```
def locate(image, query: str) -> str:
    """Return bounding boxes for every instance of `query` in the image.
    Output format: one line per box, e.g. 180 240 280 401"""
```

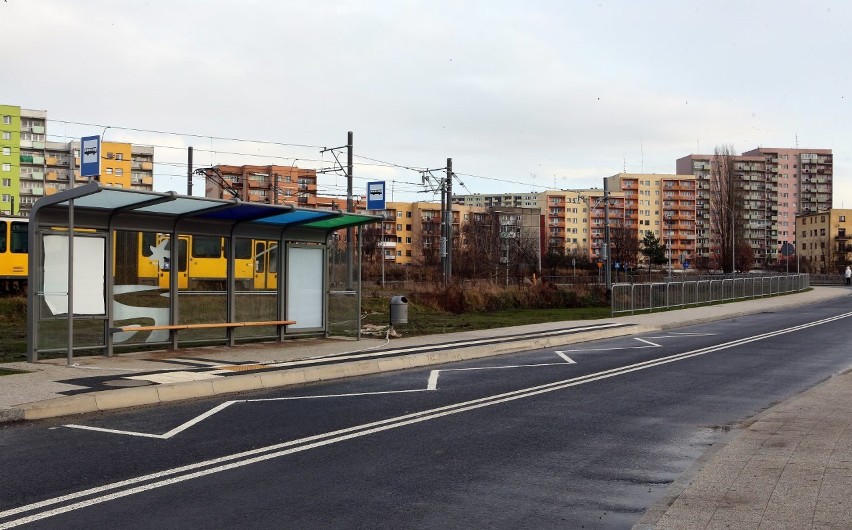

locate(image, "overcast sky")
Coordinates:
3 0 851 207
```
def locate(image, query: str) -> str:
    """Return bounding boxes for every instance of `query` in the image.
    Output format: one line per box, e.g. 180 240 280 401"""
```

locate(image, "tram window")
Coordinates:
269 244 278 273
141 232 157 257
192 236 221 258
177 239 188 272
255 242 265 273
235 239 252 260
0 221 6 252
10 222 28 253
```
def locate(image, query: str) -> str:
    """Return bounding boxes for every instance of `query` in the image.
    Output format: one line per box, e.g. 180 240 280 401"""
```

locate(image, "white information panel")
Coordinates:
286 246 324 330
43 235 106 315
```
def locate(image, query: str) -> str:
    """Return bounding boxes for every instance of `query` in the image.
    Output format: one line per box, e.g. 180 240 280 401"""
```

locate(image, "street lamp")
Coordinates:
665 215 673 281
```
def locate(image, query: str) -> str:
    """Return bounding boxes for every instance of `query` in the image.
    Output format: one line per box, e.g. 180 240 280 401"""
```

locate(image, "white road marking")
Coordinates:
553 351 577 363
63 352 576 438
6 312 850 528
426 361 573 391
561 332 714 352
262 323 625 368
558 344 659 352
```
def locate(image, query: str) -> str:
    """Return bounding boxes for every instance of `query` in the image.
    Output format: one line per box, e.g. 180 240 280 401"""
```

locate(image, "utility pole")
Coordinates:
187 146 193 196
318 132 355 290
445 158 453 284
440 179 447 285
346 131 354 290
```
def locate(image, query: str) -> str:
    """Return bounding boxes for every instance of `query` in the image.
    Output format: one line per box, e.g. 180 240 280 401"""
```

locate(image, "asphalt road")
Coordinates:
2 298 852 529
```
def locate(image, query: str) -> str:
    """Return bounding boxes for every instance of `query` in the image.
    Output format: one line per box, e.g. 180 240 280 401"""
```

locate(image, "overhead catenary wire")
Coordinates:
35 120 560 198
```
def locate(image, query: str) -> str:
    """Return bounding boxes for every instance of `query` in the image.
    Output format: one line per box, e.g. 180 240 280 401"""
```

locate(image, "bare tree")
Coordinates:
360 226 383 264
709 145 744 273
455 211 498 280
412 213 442 271
609 221 640 270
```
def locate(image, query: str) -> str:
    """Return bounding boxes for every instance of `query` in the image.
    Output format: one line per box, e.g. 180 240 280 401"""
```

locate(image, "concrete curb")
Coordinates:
8 323 653 422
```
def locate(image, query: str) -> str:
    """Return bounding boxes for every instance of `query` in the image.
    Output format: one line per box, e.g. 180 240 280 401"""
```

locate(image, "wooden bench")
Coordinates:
110 320 296 334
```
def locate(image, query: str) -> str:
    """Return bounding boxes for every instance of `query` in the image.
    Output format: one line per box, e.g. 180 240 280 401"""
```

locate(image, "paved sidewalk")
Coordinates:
1 286 851 528
636 368 852 529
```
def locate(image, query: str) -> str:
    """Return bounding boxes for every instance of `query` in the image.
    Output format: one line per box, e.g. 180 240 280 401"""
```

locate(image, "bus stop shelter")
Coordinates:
26 182 378 362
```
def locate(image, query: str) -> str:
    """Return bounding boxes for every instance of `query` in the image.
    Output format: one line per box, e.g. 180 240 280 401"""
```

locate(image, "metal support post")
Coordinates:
445 158 453 285
187 146 193 196
346 131 354 290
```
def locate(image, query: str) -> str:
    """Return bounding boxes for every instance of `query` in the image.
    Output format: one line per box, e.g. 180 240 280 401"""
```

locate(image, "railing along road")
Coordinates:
611 274 810 315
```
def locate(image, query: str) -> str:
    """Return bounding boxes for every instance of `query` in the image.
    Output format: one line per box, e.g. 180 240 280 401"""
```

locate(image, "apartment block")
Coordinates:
604 173 697 268
540 189 597 256
743 147 833 246
796 209 852 273
1 104 155 216
453 192 542 210
203 164 318 207
677 148 832 268
0 105 22 215
359 201 541 266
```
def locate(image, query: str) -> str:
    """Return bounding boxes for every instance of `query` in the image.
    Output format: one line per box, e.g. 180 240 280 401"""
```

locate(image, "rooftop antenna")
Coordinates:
640 140 644 173
795 133 799 148
623 156 626 173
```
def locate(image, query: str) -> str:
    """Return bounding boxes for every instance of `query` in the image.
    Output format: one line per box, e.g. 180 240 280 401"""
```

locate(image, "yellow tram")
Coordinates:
1 217 281 293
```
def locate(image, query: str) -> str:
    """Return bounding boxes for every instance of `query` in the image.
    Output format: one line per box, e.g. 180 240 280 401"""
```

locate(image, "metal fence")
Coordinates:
611 274 810 315
809 274 846 286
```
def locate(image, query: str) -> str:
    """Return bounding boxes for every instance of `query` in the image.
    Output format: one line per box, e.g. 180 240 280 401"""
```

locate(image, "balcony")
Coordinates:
30 171 44 181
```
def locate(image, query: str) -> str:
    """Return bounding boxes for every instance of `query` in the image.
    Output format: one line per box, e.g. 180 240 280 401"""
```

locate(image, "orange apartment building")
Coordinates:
593 174 697 268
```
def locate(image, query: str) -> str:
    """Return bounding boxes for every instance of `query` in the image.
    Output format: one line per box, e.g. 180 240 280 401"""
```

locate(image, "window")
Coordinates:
10 221 28 253
840 216 846 222
1 163 9 172
115 168 123 176
115 153 123 161
405 224 411 231
406 250 412 257
397 211 402 218
406 237 412 244
192 236 222 258
406 211 412 218
1 178 9 186
2 116 10 125
1 147 9 156
105 168 113 175
396 224 402 231
1 132 9 140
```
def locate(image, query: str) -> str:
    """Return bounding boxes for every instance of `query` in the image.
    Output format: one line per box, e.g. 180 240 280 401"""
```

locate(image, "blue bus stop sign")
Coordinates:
366 181 386 210
80 136 100 178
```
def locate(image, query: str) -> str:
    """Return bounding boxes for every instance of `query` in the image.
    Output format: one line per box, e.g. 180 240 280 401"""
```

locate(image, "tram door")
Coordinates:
253 241 278 290
157 235 189 290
